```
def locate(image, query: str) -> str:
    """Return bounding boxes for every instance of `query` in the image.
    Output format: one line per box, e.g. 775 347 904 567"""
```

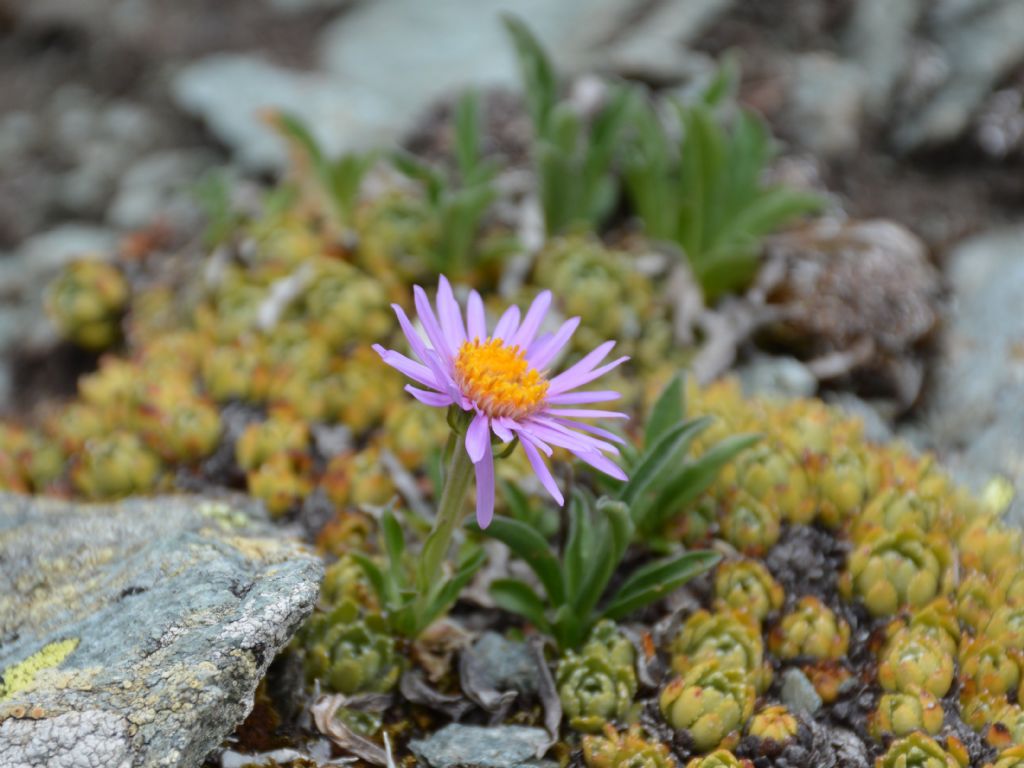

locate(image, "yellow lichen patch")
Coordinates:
454 338 548 419
0 638 80 701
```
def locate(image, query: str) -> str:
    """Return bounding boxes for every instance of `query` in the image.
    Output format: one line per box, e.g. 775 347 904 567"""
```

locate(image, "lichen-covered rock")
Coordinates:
409 723 555 768
0 493 322 768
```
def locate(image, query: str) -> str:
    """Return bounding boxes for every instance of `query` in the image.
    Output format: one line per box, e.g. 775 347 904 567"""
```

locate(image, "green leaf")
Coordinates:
480 516 565 605
502 14 557 135
574 499 632 621
454 90 482 182
350 552 394 610
380 508 407 583
603 550 720 620
644 432 760 534
645 375 685 448
562 490 589 603
490 578 551 633
272 111 326 174
618 416 711 506
420 546 487 630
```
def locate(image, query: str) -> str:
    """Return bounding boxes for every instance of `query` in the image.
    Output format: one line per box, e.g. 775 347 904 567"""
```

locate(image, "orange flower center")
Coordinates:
454 338 548 419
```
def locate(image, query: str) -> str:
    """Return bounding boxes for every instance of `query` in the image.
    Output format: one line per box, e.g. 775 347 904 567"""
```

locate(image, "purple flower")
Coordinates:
373 276 629 528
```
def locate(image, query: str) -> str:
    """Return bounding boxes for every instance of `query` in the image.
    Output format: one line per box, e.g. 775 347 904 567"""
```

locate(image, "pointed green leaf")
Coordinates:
603 550 720 620
479 516 565 604
645 374 685 448
618 416 711 506
490 578 551 633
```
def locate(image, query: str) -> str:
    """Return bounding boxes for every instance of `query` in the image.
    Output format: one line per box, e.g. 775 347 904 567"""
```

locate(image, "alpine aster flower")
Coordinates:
373 276 629 528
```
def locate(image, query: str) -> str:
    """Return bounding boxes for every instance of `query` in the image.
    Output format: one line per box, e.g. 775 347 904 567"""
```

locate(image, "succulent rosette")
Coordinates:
373 276 629 527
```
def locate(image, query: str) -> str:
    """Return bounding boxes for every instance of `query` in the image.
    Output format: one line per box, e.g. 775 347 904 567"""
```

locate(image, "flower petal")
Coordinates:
373 345 440 389
546 408 629 420
437 276 467 348
575 450 628 481
465 412 491 463
492 305 521 342
511 290 551 350
549 356 629 396
519 434 564 506
547 389 622 405
475 449 496 529
547 341 614 391
549 417 627 445
414 284 455 362
491 417 516 443
467 290 486 341
528 317 580 370
405 385 453 407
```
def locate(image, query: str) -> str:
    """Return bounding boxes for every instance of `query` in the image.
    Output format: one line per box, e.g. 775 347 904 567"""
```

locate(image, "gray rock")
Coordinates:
598 0 731 84
894 0 1024 150
0 493 322 768
107 149 218 231
464 632 539 698
824 393 895 444
844 0 924 115
785 53 867 157
780 668 822 716
917 225 1024 524
409 724 554 768
738 355 817 400
172 54 397 172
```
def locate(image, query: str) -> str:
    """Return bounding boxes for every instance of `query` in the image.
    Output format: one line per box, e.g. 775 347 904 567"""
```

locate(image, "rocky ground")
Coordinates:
3 0 1024 765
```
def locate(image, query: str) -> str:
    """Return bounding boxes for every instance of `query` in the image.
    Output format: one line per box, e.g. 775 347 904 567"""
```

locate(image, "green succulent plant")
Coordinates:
840 529 952 617
877 628 954 698
45 258 129 350
70 432 161 500
988 746 1024 768
870 691 945 739
746 705 798 744
557 648 639 733
300 600 402 695
582 725 677 768
875 733 965 768
683 752 753 768
670 609 771 692
659 660 755 753
713 559 784 622
768 596 850 662
717 490 781 556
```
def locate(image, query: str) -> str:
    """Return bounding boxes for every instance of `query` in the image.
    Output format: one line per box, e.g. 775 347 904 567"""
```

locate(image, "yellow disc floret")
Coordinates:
454 337 549 419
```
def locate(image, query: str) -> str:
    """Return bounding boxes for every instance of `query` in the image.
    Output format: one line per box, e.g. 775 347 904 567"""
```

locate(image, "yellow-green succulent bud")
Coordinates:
320 554 379 612
854 488 946 541
840 529 952 617
717 443 813 525
718 490 781 556
671 610 770 692
665 494 718 548
348 446 396 508
713 559 784 622
383 400 449 470
959 635 1023 698
302 261 392 348
960 689 1015 733
584 620 636 672
959 517 1023 579
315 509 374 557
768 596 850 661
236 411 309 471
301 600 401 694
137 386 222 464
329 347 403 434
875 732 966 768
877 629 954 698
987 745 1024 768
684 751 753 768
869 691 945 739
582 725 677 768
811 443 880 529
987 606 1024 652
746 705 798 743
353 192 438 287
246 452 313 517
556 650 638 733
45 258 129 349
958 571 1001 634
13 430 65 492
201 341 267 403
990 705 1024 750
71 432 161 499
659 661 755 753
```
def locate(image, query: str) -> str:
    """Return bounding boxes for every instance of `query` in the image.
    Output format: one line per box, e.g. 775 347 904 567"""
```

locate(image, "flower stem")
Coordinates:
416 436 475 599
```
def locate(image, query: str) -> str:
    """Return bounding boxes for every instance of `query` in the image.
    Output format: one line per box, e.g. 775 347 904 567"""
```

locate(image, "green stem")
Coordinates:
416 436 475 597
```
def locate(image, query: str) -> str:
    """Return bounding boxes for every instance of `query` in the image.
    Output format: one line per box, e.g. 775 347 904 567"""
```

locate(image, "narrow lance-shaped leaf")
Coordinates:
603 550 720 620
490 578 551 634
645 374 686 448
618 416 711 506
480 516 566 605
